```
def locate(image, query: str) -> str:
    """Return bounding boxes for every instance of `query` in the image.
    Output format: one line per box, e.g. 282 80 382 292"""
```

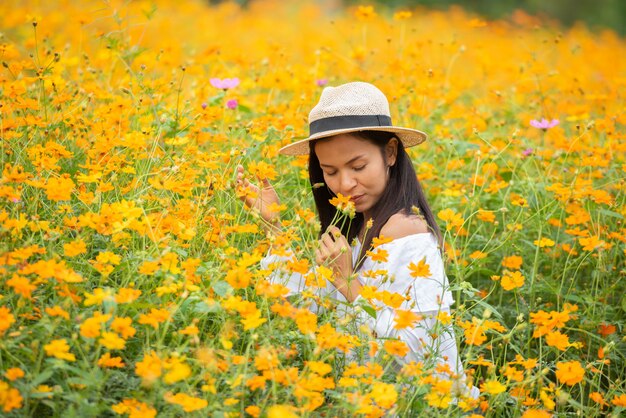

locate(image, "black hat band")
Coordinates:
309 114 392 136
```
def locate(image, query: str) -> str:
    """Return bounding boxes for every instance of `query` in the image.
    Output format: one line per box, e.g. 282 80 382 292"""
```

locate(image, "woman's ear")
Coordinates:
386 137 398 166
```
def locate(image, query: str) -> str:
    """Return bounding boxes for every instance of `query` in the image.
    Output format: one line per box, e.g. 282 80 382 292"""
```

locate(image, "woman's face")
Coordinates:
314 134 397 216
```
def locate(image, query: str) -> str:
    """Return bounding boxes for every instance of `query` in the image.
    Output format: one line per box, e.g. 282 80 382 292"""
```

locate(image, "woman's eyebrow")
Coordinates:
320 154 365 168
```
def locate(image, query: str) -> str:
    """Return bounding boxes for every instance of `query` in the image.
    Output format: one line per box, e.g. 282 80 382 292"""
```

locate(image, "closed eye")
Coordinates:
353 165 366 171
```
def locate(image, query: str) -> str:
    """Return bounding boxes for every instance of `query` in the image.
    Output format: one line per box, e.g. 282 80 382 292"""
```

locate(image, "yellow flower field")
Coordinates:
1 0 625 416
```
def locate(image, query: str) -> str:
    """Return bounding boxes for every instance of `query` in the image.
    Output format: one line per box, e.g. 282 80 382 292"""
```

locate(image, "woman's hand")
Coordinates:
235 165 281 228
315 225 361 302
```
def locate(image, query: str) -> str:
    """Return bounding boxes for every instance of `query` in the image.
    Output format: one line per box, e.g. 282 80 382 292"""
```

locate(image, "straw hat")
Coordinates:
279 81 427 155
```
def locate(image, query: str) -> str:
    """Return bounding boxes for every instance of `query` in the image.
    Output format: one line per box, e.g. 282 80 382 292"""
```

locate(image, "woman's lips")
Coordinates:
351 194 364 203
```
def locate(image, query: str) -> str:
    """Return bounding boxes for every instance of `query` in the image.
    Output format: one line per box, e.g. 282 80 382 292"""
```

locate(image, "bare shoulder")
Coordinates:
380 212 430 239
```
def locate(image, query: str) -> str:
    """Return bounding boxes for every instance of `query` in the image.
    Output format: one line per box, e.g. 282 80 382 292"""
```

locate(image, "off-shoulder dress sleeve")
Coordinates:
351 233 460 371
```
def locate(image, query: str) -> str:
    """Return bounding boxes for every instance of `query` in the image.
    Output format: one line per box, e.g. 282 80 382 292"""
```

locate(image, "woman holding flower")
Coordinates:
236 82 477 398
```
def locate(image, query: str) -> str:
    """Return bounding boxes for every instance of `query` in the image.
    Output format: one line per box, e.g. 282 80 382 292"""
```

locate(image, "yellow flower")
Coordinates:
393 11 412 20
370 382 397 409
437 208 464 230
267 405 299 418
44 339 76 361
480 379 506 395
355 5 377 20
533 237 555 247
163 357 192 384
99 331 126 350
111 399 156 418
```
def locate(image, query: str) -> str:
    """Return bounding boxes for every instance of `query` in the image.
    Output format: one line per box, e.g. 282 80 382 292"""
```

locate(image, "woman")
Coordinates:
236 82 477 398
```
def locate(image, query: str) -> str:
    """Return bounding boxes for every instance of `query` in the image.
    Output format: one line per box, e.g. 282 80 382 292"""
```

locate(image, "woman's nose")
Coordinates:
339 171 357 193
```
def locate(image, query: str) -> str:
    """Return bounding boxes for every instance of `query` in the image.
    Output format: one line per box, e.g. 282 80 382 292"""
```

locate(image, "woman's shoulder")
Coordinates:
380 212 430 240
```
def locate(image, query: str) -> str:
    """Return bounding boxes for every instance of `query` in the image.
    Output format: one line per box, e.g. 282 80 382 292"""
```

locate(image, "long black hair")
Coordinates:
308 130 442 270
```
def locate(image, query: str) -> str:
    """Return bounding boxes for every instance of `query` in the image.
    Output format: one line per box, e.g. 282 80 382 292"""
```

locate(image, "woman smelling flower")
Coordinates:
236 82 478 399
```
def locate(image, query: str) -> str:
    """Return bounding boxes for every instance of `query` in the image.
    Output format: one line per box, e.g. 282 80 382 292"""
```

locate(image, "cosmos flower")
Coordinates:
209 77 240 89
530 118 559 129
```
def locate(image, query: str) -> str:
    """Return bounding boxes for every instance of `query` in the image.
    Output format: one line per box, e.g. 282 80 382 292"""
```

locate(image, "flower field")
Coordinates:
1 0 625 416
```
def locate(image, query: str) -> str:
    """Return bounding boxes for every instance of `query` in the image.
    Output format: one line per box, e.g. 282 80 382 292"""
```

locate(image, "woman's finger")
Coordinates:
321 232 335 248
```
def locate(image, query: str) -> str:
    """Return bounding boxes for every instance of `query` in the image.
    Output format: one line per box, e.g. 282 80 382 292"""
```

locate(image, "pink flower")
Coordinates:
522 148 534 156
530 118 559 130
226 99 238 109
316 78 328 86
210 77 240 90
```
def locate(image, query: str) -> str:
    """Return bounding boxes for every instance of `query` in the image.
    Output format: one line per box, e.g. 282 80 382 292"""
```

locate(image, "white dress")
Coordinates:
260 232 479 397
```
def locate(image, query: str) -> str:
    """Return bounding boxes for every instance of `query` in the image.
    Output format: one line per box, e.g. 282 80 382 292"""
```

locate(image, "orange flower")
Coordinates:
115 287 142 304
0 307 16 335
502 255 523 269
135 351 162 384
501 270 524 291
329 193 356 217
366 248 389 263
612 394 626 407
98 353 125 368
521 410 552 418
45 174 75 201
164 392 208 412
408 256 431 278
555 360 585 386
598 323 616 336
63 239 87 257
393 310 423 330
111 399 156 418
6 274 36 299
4 368 24 381
383 339 409 357
45 305 70 320
545 331 570 351
138 308 170 329
225 267 252 289
0 381 23 412
578 236 606 251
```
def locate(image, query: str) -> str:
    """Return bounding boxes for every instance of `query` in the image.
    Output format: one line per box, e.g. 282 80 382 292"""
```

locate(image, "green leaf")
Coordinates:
599 209 624 219
211 280 232 297
29 369 54 388
358 303 377 320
